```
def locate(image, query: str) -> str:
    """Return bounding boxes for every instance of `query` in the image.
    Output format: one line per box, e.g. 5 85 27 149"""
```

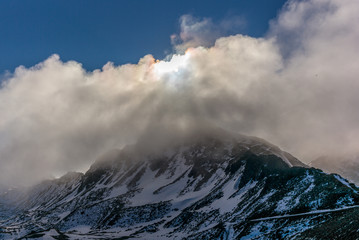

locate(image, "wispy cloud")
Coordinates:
171 14 245 53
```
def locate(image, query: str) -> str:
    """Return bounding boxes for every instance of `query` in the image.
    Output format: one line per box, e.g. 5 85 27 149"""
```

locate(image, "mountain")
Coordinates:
310 155 359 186
1 132 359 239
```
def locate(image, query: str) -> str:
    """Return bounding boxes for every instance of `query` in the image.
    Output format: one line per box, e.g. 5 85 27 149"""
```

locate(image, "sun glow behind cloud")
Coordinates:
153 49 192 77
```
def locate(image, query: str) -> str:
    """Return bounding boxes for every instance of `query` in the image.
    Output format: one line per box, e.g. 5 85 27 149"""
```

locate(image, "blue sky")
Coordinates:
0 0 286 74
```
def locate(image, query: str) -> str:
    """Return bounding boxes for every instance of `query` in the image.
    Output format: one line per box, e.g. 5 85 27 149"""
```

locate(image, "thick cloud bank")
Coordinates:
1 0 359 185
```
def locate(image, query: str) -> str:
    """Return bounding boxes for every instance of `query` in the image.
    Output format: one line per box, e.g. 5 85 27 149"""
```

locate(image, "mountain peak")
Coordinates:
1 132 357 239
91 128 305 172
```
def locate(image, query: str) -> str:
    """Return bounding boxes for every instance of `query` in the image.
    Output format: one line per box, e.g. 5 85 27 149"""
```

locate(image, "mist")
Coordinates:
1 0 358 186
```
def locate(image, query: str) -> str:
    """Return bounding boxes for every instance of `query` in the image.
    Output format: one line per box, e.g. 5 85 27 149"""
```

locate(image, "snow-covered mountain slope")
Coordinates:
1 133 358 239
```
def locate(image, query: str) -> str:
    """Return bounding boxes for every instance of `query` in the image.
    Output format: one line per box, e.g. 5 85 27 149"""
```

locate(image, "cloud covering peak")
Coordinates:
1 0 359 185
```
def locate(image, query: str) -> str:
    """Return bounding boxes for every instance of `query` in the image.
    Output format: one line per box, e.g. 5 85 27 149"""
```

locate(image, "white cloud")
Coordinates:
1 0 358 185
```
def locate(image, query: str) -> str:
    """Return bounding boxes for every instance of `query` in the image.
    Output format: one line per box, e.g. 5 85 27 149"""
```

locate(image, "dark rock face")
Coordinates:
1 134 358 239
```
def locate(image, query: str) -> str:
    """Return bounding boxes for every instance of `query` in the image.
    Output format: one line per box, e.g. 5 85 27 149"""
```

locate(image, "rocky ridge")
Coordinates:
0 132 358 239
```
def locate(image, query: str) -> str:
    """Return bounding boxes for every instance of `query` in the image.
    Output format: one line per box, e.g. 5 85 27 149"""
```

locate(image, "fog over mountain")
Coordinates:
0 0 358 186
